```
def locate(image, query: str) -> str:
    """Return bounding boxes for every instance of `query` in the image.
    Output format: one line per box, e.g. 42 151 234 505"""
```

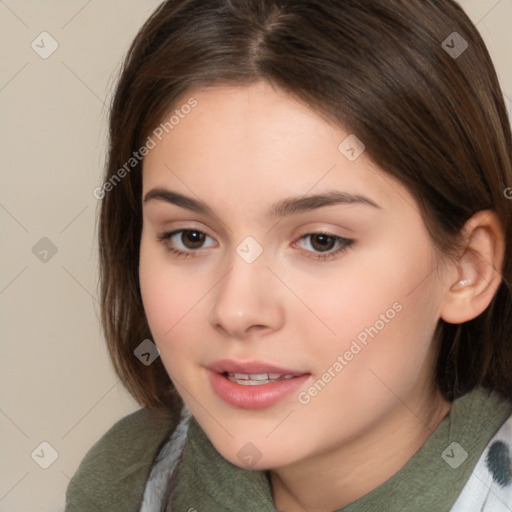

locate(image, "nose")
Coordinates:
209 255 285 340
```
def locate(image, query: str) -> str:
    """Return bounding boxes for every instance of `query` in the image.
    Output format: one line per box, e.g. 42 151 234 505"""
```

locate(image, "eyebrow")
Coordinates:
143 188 381 218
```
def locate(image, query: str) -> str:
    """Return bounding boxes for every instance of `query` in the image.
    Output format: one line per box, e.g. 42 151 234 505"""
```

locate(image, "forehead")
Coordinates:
142 82 413 214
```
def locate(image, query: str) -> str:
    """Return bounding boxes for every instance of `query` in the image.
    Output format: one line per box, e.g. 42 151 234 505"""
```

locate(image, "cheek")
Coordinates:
294 231 441 391
139 237 217 380
139 262 192 385
139 239 196 342
139 253 171 339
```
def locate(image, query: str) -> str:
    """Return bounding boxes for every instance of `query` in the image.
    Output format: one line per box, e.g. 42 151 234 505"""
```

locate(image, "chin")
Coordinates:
210 436 295 472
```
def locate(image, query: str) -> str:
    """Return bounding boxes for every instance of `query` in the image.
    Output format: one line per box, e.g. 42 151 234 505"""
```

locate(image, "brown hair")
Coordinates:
99 0 512 411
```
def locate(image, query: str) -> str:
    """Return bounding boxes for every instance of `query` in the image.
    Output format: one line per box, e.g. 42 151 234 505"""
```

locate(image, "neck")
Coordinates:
269 386 451 512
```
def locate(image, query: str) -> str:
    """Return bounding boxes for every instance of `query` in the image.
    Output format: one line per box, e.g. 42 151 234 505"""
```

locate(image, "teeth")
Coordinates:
249 373 269 381
226 372 296 385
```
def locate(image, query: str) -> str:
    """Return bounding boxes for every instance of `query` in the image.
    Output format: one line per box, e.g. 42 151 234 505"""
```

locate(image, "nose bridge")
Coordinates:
209 247 284 338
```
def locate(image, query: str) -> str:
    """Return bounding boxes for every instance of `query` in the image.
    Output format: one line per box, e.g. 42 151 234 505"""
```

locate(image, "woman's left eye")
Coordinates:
294 232 354 261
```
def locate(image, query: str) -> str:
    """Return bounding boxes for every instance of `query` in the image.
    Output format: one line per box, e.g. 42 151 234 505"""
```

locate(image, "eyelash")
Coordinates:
156 229 354 261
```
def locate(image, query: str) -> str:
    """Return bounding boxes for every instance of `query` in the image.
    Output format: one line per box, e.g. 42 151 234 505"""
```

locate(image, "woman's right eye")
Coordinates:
157 229 216 258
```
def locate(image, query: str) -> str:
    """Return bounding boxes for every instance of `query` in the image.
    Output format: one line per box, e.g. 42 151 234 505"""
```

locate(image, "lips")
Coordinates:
207 359 306 376
207 359 310 409
226 373 296 385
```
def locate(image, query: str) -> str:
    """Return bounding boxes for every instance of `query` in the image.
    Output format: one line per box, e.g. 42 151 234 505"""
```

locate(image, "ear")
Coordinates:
440 210 505 325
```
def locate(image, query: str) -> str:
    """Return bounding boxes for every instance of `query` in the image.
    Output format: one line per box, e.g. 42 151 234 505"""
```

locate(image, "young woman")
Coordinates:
66 0 512 510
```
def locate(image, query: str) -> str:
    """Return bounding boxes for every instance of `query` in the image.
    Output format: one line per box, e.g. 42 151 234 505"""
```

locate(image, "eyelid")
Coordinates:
158 228 216 249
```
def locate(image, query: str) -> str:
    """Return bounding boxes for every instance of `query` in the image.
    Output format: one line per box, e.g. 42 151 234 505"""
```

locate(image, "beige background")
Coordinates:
0 1 511 511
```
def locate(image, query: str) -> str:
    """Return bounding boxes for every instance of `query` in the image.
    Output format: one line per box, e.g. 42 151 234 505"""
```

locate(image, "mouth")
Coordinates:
223 372 297 385
207 359 308 380
207 359 310 409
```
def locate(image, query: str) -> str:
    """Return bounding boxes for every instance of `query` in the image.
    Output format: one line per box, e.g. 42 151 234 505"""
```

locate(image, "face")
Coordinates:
139 81 451 471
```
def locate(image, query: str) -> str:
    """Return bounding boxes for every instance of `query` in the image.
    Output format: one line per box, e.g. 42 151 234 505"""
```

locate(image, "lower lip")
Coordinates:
208 370 310 409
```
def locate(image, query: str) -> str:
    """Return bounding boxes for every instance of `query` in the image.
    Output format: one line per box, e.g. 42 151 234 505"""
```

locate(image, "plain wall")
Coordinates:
1 1 511 510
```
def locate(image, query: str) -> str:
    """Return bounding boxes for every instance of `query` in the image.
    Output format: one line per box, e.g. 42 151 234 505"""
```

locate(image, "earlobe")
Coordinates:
440 210 505 325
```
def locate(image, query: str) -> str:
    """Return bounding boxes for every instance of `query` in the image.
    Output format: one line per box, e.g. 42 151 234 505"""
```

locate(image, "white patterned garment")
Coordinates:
451 414 512 511
140 405 192 512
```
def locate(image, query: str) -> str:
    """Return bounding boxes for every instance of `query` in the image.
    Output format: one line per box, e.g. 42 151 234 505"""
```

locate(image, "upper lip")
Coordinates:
207 359 308 376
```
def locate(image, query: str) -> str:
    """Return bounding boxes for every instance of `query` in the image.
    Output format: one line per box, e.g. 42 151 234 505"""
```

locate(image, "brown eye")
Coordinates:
295 232 354 261
181 230 206 249
158 228 216 256
309 233 336 252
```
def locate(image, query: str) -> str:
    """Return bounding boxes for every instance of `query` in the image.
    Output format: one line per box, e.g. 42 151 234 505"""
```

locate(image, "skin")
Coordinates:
138 81 500 511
